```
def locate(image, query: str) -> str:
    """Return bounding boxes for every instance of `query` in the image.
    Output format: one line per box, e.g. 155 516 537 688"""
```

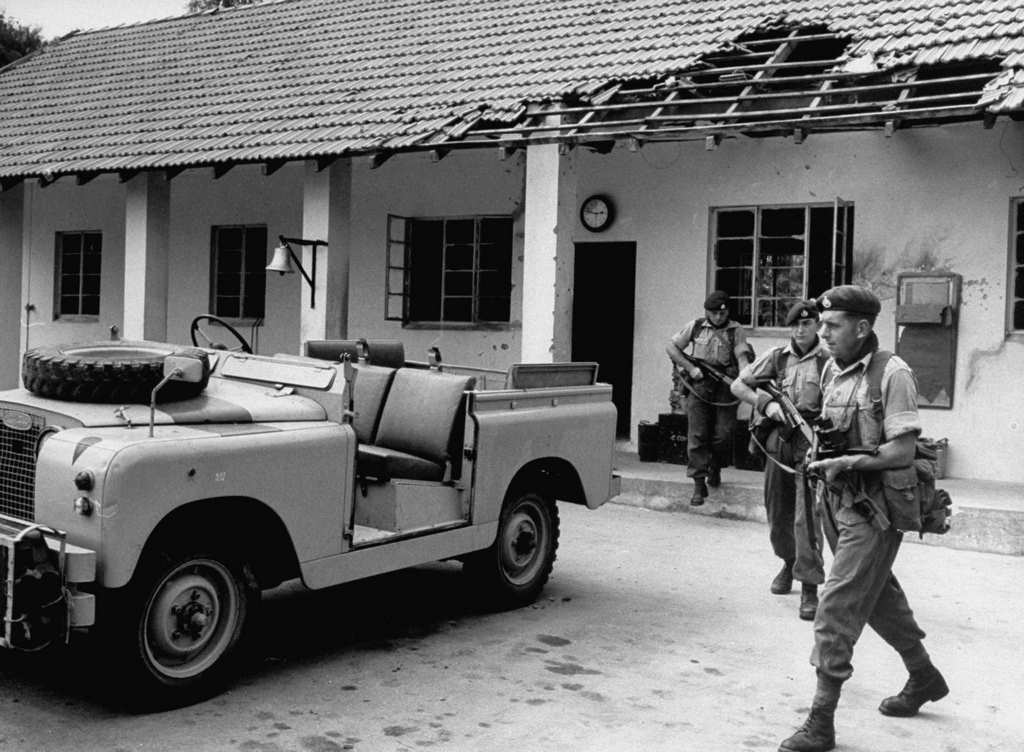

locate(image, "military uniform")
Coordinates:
741 327 827 606
670 311 748 485
779 285 947 752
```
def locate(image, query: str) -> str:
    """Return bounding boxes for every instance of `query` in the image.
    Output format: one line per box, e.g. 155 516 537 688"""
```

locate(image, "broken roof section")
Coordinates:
0 0 1023 183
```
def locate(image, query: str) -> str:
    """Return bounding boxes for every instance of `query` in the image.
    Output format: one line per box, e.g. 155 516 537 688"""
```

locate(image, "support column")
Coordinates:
0 184 25 387
299 159 351 344
123 172 170 341
522 144 577 362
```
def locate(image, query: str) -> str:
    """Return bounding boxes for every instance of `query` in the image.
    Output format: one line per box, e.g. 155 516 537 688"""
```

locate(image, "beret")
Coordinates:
816 285 881 316
703 290 730 311
785 299 820 326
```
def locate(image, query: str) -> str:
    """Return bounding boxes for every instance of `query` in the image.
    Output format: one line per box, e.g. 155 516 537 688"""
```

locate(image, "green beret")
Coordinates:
703 290 730 311
785 299 820 326
816 285 881 316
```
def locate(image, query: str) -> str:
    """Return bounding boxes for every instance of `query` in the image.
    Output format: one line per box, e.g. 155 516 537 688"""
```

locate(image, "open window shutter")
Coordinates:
831 197 854 286
385 214 409 321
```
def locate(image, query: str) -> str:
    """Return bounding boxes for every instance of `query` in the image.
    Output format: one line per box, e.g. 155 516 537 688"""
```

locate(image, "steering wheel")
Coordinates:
190 315 253 354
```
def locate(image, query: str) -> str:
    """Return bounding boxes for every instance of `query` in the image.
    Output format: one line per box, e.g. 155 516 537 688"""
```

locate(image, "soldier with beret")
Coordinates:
731 300 827 621
779 285 947 752
666 290 753 505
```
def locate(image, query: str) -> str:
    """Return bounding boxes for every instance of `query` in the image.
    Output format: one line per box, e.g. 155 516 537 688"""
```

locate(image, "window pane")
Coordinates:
716 210 754 237
445 244 473 270
480 217 512 245
61 234 82 254
478 296 511 321
1016 233 1024 265
81 275 101 296
1016 300 1024 330
81 296 100 316
242 273 265 318
715 268 752 296
60 275 78 297
445 219 473 245
444 271 473 296
477 270 510 298
1015 272 1024 299
731 297 753 326
761 208 805 237
443 297 472 322
82 250 102 275
217 273 241 296
216 296 240 319
60 296 79 315
715 238 753 267
218 227 244 252
1017 201 1024 232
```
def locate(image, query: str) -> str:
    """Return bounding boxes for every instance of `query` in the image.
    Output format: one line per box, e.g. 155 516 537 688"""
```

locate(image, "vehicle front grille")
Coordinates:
0 409 44 522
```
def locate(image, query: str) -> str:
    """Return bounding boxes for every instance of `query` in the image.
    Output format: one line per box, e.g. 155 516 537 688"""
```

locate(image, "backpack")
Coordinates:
866 350 952 537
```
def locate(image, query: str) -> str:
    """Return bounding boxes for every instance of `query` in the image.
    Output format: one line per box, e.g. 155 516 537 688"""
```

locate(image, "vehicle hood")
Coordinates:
0 378 326 428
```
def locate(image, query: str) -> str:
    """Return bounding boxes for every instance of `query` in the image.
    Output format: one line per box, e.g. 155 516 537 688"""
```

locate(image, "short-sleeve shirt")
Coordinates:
741 338 827 416
820 350 921 449
671 319 748 372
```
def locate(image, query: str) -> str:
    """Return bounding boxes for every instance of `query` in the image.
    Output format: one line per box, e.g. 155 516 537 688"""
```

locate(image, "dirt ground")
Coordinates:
1 502 1021 752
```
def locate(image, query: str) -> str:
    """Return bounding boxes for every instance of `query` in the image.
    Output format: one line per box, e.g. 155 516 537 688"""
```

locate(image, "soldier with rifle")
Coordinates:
666 291 753 506
730 300 827 621
778 285 948 752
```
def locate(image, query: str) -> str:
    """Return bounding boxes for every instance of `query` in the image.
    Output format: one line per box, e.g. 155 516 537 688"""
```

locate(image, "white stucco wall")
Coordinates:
575 121 1024 482
347 150 526 378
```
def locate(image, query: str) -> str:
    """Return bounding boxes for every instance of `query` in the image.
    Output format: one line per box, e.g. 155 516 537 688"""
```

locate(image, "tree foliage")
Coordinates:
0 12 44 68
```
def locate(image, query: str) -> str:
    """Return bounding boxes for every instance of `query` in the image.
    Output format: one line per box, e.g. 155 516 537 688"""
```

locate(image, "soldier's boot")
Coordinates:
690 478 708 506
798 583 818 621
770 559 795 594
879 664 949 717
707 465 721 488
779 675 840 752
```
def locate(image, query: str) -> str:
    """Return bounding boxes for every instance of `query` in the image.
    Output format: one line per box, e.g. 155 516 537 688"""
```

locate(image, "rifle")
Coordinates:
675 349 734 386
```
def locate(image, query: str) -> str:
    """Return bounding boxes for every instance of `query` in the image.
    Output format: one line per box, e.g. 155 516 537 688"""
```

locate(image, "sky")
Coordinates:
2 1 191 39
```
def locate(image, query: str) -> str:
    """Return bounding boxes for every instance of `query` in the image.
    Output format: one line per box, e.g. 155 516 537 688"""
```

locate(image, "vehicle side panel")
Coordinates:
469 385 617 521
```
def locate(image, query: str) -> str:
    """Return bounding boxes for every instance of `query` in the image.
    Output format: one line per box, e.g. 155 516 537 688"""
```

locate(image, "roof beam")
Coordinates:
0 177 23 192
37 172 60 188
429 147 450 162
316 155 338 172
118 170 140 183
497 143 518 160
164 165 187 181
212 163 234 179
76 171 101 186
262 159 288 176
369 151 393 169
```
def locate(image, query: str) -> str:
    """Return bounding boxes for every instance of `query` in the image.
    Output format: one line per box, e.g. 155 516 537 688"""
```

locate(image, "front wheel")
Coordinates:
101 549 258 709
464 490 560 609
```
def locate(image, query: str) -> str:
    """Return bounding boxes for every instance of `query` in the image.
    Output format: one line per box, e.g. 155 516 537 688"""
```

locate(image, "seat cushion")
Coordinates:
374 369 475 464
303 339 362 362
350 364 395 443
357 444 445 482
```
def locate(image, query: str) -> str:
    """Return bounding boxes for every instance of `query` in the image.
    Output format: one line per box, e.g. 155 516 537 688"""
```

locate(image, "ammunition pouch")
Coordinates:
880 442 952 537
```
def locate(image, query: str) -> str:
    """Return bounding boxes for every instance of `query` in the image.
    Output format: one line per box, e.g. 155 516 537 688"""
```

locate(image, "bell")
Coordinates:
266 244 295 275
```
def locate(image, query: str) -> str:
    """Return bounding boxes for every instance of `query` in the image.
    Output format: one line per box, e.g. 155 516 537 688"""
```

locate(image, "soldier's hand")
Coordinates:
764 401 785 422
689 368 703 380
807 455 858 482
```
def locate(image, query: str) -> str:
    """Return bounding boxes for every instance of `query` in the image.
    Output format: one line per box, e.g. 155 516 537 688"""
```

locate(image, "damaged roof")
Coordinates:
1 0 1023 182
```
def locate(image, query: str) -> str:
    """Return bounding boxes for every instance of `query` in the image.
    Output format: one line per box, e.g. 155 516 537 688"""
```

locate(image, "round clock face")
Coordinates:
580 195 614 232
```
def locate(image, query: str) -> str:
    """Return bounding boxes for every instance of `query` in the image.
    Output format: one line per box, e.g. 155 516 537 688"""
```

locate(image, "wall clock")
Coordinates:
580 194 614 232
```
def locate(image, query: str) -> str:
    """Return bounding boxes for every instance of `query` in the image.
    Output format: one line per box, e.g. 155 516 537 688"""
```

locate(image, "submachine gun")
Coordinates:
675 351 739 407
752 379 890 531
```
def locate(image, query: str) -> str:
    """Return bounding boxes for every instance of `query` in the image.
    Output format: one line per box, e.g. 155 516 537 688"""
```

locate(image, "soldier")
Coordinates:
778 285 947 752
666 290 752 506
730 300 826 621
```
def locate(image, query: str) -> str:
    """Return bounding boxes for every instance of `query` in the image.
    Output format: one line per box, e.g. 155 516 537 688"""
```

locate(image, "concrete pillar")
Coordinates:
299 159 351 344
0 183 24 387
521 144 577 362
123 172 170 341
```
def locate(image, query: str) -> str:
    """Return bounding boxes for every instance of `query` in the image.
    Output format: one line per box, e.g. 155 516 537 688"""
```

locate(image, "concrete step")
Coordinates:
612 446 1024 556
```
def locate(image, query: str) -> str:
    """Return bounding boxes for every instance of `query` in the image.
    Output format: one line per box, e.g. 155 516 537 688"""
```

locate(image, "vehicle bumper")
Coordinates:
1 516 97 650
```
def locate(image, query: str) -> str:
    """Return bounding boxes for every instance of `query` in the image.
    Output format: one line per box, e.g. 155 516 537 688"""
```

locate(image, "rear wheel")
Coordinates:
101 548 258 710
464 489 559 608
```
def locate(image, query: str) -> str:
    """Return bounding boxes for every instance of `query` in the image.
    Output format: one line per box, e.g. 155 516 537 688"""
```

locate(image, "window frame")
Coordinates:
1009 197 1024 336
385 214 515 329
53 230 102 321
209 224 268 324
707 199 853 330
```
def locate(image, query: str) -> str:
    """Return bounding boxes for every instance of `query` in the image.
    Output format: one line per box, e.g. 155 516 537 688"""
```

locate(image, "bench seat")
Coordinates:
356 445 445 482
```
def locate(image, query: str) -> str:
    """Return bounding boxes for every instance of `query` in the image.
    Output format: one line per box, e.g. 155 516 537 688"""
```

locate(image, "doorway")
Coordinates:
572 242 636 438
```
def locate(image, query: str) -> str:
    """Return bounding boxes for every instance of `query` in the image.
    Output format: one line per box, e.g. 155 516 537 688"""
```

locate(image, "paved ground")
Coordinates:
1 503 1021 752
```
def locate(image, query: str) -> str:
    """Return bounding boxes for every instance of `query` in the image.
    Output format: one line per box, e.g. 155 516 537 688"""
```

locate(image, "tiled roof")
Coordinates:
1 0 1023 180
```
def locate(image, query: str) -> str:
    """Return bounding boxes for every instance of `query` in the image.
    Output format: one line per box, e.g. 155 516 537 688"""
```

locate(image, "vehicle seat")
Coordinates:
303 339 362 362
350 364 396 444
357 368 475 482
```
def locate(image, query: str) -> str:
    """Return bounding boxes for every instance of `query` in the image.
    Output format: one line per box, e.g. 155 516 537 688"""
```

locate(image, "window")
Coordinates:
54 231 102 318
710 200 854 328
210 225 267 320
1010 198 1024 331
385 215 513 325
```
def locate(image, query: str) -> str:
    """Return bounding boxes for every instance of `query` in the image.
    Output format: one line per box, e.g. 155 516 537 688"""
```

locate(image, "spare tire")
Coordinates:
22 341 211 404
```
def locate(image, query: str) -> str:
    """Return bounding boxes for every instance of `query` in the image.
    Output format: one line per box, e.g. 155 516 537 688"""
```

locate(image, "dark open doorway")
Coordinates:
572 242 636 438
